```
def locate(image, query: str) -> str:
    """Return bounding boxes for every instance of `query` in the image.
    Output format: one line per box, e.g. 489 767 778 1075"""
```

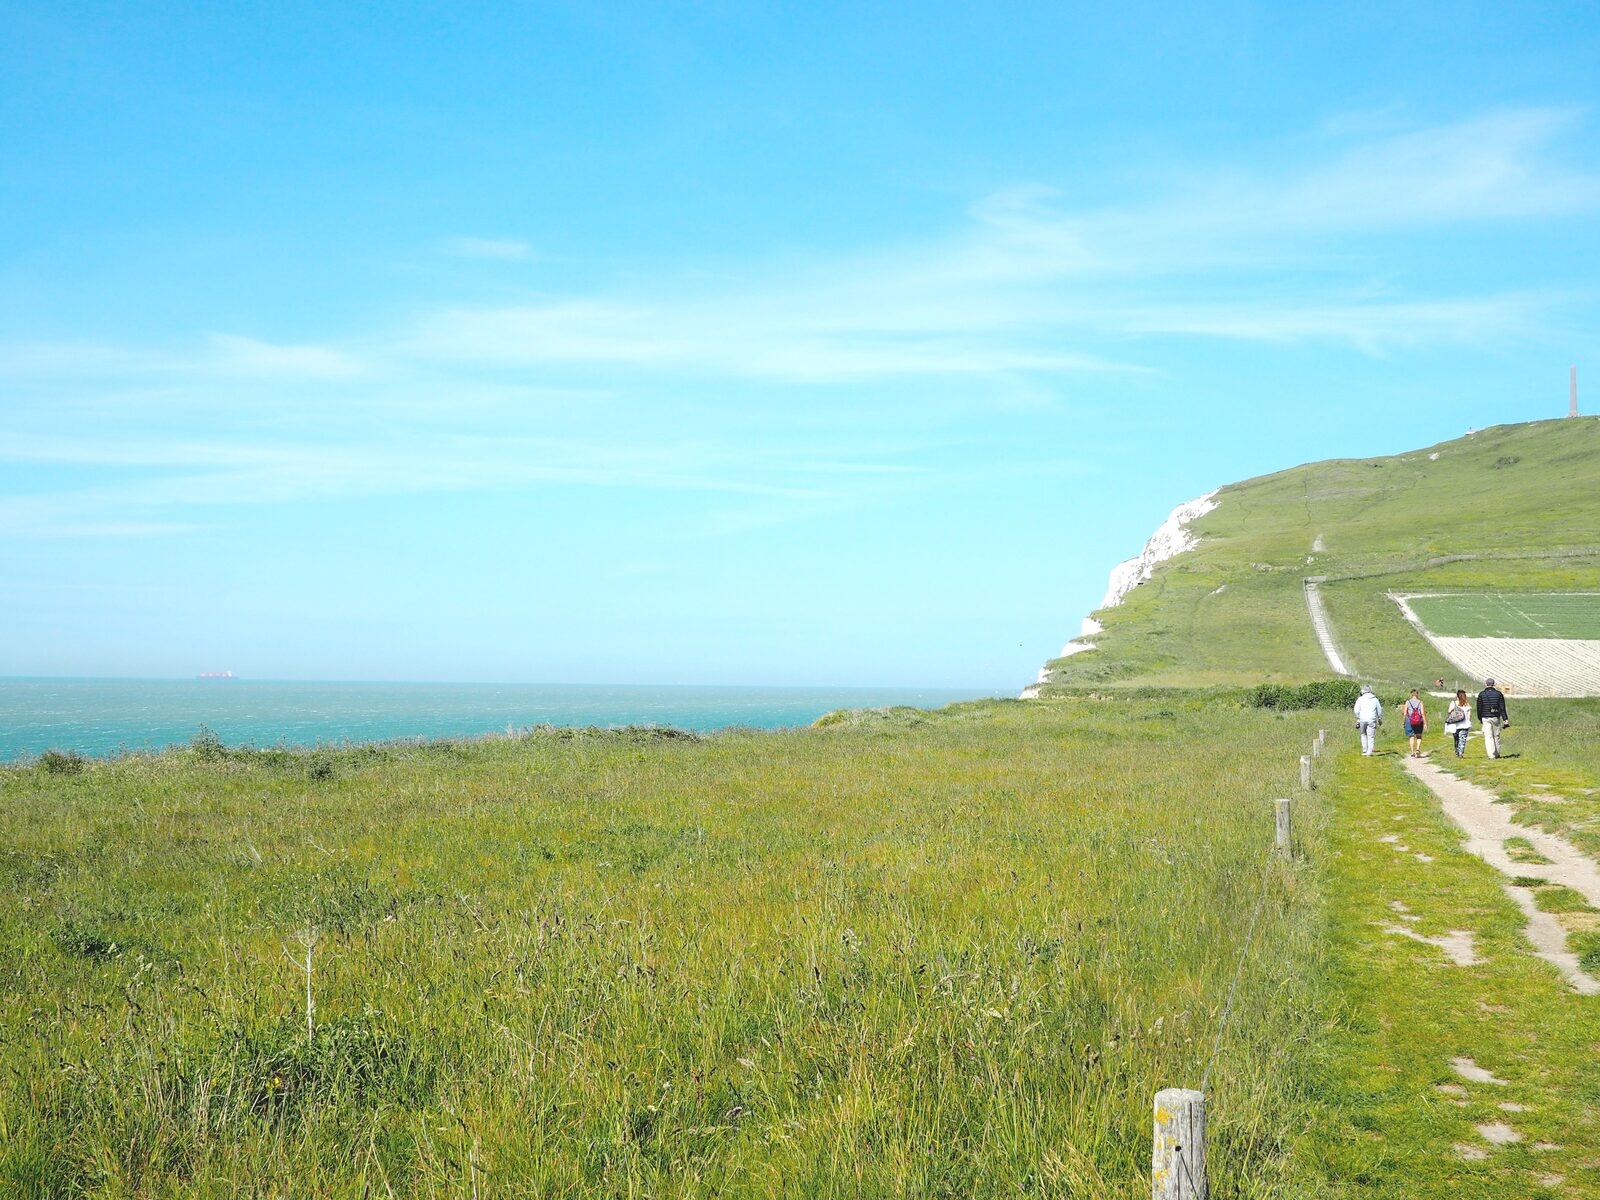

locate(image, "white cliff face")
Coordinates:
1099 491 1219 609
1023 490 1219 696
1057 616 1104 658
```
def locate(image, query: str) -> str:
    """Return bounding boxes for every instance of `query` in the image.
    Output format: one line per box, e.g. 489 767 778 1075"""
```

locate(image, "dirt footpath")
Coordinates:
1404 757 1600 994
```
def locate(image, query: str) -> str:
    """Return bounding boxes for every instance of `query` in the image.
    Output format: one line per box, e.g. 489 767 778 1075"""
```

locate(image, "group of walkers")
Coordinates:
1352 679 1512 759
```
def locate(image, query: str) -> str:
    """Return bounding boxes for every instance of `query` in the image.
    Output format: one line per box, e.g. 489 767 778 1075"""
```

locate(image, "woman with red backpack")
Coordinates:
1403 688 1427 757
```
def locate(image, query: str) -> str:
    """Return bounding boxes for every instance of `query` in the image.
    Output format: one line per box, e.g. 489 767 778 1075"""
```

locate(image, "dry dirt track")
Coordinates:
1405 757 1600 994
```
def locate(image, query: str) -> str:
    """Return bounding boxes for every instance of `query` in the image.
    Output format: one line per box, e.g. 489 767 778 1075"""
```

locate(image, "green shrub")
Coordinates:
189 725 227 761
613 724 702 742
1245 680 1363 711
36 749 85 775
812 706 930 730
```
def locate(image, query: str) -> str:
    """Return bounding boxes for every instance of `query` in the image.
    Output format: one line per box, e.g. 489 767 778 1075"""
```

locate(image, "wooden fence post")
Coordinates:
1300 755 1312 791
1275 798 1292 857
1318 728 1327 751
1153 1087 1207 1199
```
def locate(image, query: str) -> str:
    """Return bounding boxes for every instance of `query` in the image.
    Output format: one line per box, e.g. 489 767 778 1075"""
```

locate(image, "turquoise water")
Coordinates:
0 678 999 761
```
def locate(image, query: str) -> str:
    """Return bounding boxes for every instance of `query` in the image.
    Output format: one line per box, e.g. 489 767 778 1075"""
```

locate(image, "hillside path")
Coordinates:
1304 578 1352 675
1403 757 1600 993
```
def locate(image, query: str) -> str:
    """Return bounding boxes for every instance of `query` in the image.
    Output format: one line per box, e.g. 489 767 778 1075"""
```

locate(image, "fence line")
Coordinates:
1198 841 1276 1096
1154 731 1325 1196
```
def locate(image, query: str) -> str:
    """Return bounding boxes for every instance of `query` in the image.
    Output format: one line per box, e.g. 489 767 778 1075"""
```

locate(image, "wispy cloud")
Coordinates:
441 236 535 261
951 108 1599 279
10 519 220 539
0 431 881 538
404 299 1137 379
3 108 1595 538
203 335 367 379
7 108 1592 395
394 108 1599 373
1101 293 1554 352
0 335 367 381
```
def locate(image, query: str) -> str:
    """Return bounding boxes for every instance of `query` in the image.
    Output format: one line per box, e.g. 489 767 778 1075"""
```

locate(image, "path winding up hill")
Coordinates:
1032 418 1600 693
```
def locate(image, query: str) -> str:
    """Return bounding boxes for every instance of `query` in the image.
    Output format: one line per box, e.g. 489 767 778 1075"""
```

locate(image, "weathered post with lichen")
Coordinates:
1300 755 1312 791
1275 798 1292 858
1153 1087 1207 1198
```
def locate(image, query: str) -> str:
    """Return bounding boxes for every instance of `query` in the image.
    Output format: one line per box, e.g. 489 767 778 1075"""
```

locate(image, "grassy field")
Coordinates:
2 698 1333 1198
1407 593 1600 640
10 696 1600 1196
1037 418 1600 693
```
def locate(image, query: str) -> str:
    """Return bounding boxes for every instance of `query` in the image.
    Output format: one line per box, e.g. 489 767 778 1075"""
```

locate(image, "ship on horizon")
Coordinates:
197 670 237 680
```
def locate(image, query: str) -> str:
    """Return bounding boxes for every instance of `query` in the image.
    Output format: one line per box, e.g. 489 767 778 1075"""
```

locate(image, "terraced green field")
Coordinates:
1408 593 1600 640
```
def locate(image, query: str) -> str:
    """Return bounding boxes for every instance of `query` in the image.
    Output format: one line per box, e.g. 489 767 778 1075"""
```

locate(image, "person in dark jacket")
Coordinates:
1476 678 1511 758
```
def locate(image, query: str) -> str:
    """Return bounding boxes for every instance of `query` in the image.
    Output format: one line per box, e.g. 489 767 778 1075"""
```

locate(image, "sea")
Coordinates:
0 678 1001 762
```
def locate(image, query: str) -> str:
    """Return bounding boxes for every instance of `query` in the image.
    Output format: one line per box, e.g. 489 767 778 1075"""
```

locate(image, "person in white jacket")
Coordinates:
1443 688 1472 758
1353 685 1383 756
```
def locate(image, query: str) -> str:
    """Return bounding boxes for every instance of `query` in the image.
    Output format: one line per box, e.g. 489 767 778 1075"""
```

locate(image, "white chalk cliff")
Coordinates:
1100 491 1219 609
1023 489 1219 696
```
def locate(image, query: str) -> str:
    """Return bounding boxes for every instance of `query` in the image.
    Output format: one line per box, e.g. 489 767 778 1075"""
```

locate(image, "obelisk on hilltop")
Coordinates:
1572 365 1580 417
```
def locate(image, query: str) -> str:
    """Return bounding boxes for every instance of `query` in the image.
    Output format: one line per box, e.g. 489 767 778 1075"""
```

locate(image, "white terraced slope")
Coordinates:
1423 638 1600 697
1392 594 1600 697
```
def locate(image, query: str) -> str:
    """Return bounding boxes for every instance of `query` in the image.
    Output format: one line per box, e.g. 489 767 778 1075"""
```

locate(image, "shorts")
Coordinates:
1407 722 1425 737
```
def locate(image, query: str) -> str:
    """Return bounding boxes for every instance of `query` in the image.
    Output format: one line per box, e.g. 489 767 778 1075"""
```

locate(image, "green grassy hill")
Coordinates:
1038 417 1600 692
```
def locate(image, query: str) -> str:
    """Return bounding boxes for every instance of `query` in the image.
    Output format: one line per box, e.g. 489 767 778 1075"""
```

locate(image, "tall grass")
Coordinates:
1 698 1328 1197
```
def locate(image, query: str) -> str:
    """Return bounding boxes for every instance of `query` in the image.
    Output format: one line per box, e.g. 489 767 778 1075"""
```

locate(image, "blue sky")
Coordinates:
3 2 1598 687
